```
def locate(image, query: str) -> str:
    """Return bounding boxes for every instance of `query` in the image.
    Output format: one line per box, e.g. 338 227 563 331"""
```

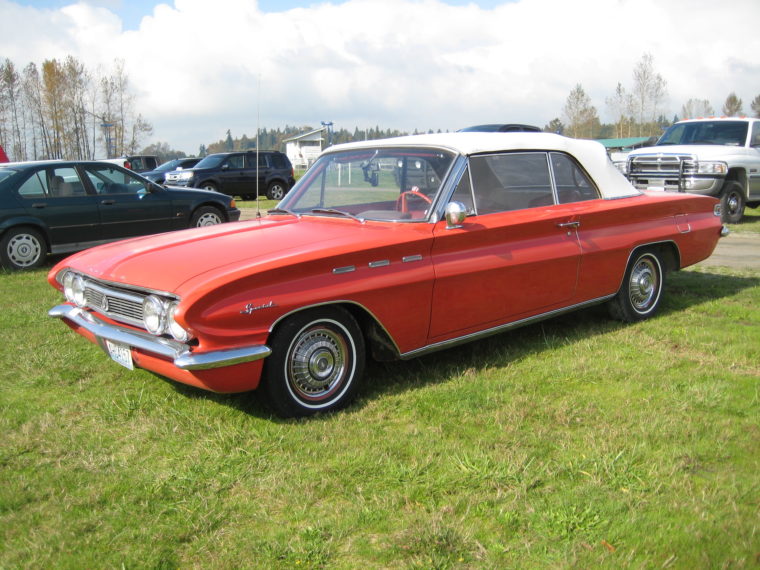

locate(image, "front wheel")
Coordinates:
190 206 224 227
608 249 665 322
720 181 745 224
266 181 286 201
262 307 365 417
1 227 47 270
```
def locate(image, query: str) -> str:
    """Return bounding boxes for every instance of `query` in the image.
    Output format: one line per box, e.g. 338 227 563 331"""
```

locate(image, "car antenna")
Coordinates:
256 73 261 219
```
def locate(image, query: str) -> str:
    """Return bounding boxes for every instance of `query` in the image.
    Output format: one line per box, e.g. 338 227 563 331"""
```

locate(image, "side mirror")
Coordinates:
445 201 467 229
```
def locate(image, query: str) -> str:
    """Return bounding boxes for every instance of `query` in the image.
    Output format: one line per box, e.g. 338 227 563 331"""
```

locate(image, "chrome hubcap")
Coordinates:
8 234 42 267
727 193 739 215
629 257 658 312
289 326 347 399
196 213 221 226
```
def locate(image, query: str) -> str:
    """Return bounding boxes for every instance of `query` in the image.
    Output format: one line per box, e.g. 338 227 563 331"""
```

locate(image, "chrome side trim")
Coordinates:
368 260 390 268
399 295 615 360
49 304 270 371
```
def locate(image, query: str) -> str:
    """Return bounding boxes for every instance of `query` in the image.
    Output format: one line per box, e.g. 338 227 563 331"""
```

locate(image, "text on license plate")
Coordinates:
105 339 134 370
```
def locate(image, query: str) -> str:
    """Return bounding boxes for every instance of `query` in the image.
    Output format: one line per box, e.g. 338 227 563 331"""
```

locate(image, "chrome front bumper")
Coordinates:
49 304 271 371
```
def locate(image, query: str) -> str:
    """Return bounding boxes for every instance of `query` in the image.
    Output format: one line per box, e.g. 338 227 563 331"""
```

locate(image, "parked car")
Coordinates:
100 155 160 173
623 117 760 223
164 150 295 200
458 124 542 133
0 160 240 270
48 133 724 417
141 157 201 184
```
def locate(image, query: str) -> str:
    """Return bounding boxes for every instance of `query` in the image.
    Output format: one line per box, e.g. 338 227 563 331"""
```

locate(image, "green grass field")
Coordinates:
1 233 758 567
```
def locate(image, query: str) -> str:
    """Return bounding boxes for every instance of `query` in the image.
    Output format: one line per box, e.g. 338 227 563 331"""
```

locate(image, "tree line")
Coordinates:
0 56 152 162
3 53 760 164
556 53 760 140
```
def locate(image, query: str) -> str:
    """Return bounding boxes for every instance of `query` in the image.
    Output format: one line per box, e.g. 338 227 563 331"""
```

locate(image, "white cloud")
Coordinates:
1 0 759 153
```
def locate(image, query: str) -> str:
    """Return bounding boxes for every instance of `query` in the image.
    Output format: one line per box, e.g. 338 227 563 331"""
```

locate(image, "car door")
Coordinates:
219 154 246 196
82 164 175 240
428 152 584 341
749 121 760 199
16 165 102 251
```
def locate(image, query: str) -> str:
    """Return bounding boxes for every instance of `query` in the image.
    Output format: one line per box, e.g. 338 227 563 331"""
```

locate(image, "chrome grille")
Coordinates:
81 279 150 327
628 153 696 175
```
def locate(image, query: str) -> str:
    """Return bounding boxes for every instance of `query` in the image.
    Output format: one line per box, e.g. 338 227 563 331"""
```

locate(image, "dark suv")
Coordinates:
165 151 295 200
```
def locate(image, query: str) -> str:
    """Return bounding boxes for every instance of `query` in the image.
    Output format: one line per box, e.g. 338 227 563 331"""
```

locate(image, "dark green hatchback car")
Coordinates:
0 160 241 270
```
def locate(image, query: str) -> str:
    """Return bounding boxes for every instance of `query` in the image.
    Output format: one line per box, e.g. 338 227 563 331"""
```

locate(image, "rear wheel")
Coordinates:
608 249 665 322
262 307 365 417
1 227 47 271
190 206 224 227
266 181 286 200
720 181 745 224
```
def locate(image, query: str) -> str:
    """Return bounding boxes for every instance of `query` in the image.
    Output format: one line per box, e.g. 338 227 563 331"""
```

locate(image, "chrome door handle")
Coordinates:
557 221 580 228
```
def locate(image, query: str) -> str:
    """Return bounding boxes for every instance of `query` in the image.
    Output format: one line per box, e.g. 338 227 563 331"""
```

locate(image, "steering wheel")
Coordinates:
396 186 433 213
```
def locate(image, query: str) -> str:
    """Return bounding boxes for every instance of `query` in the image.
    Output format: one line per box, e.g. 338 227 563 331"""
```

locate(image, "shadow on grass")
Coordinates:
156 269 760 420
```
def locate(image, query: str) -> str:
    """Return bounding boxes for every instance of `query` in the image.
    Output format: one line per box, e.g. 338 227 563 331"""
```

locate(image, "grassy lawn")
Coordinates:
1 260 758 567
729 205 760 234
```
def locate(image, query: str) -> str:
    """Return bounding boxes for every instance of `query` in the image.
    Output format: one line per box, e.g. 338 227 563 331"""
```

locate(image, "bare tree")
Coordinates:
606 82 635 138
632 53 668 136
722 92 743 116
564 84 599 139
681 98 714 119
0 59 26 160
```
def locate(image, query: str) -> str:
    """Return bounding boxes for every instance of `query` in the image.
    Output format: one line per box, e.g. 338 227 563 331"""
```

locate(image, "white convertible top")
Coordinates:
326 132 640 199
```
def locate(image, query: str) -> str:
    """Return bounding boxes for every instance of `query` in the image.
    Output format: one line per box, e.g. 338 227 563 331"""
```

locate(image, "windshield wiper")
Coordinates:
310 208 365 223
267 207 300 218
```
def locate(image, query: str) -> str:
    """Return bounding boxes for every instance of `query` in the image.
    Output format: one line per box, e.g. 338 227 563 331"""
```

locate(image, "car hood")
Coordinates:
629 144 748 158
55 215 434 295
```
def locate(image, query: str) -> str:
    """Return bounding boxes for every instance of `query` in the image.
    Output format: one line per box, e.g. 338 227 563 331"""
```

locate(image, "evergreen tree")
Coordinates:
722 92 743 116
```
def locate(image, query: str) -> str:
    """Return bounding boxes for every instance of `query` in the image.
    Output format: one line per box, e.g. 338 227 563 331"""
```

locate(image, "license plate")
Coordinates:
105 339 134 370
647 185 665 192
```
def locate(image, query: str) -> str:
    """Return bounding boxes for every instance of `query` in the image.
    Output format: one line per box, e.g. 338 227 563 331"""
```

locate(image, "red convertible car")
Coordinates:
49 133 725 417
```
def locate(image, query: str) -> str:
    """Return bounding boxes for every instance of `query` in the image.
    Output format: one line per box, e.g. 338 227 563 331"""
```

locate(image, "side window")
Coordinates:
549 153 599 204
470 152 554 214
227 155 245 169
258 154 269 168
50 167 86 196
84 166 149 195
751 122 760 147
449 166 475 214
17 170 49 198
270 154 286 169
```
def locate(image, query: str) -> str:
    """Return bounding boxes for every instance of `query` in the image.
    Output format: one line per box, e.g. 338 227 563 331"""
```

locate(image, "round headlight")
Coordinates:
62 271 75 302
143 295 167 335
69 274 86 307
166 301 190 342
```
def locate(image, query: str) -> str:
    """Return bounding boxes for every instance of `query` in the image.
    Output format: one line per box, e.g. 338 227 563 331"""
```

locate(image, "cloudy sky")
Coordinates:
1 0 758 154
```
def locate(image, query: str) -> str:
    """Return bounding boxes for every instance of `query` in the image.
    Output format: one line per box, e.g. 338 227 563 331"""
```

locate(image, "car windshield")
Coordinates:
278 147 457 222
194 155 226 169
153 159 183 172
657 121 748 146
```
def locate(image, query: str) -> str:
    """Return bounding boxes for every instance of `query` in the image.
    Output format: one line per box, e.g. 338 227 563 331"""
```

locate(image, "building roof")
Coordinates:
595 137 655 150
283 127 327 143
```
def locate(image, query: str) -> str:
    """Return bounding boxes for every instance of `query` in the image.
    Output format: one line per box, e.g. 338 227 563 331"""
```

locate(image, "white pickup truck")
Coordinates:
623 117 760 223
